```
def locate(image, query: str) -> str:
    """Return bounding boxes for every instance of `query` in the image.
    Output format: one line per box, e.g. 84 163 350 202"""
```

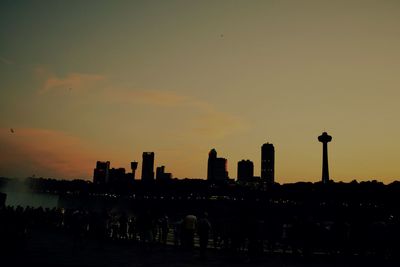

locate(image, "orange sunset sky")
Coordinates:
1 1 400 183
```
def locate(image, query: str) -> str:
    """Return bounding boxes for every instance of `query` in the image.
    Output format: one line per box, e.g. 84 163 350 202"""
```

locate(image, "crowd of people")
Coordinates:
1 204 400 261
0 205 212 256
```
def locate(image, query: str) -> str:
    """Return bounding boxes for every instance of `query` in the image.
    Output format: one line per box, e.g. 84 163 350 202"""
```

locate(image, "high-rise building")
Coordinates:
207 149 217 181
141 152 155 181
109 167 126 184
93 161 110 184
215 158 228 180
261 143 275 185
156 165 172 181
207 149 228 182
237 160 254 181
156 166 165 180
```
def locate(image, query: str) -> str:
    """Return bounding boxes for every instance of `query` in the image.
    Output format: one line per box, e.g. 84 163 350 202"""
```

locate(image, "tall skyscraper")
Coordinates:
237 160 254 181
141 152 155 181
207 149 217 181
207 148 228 182
261 143 275 185
93 161 110 184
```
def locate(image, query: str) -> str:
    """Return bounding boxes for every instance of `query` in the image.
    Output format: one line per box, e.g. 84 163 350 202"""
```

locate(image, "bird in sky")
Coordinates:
10 128 14 133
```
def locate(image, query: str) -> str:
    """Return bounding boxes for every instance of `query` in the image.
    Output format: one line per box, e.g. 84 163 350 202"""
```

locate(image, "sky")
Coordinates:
1 0 400 183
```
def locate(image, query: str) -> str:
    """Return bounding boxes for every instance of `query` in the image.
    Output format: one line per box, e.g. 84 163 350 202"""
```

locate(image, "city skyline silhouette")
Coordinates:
1 1 400 183
90 132 337 185
3 2 400 267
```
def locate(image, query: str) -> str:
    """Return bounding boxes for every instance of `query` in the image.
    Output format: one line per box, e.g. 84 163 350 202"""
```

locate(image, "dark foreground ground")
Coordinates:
1 228 398 267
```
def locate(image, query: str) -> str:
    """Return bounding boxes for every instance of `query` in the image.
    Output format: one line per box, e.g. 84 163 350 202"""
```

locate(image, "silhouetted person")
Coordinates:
198 212 211 259
137 210 154 251
173 218 182 247
158 214 169 245
119 212 128 239
110 213 119 240
230 213 246 257
128 215 136 240
71 210 87 249
247 217 264 262
93 209 109 248
182 214 197 250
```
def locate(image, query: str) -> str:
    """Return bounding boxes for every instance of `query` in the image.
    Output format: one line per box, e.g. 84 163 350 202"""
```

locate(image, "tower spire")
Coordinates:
318 132 332 184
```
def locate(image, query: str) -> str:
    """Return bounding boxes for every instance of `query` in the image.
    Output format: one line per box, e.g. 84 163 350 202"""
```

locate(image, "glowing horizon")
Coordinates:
1 1 400 183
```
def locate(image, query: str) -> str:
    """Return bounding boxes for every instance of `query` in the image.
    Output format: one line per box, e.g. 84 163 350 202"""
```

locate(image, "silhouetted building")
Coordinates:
93 161 110 184
156 165 172 181
131 161 138 179
318 132 332 184
237 160 254 181
142 152 155 181
207 149 217 181
156 165 165 180
215 158 228 180
109 168 126 184
207 149 228 182
261 143 275 185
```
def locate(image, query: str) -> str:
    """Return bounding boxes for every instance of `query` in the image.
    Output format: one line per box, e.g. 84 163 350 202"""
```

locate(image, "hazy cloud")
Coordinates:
191 109 246 139
105 88 248 139
36 68 105 94
107 89 190 107
0 128 97 179
0 56 14 65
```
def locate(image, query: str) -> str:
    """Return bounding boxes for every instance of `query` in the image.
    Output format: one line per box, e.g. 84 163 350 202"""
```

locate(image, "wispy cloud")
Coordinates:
0 56 14 65
0 128 97 179
107 89 189 107
190 108 246 139
35 67 105 94
105 88 248 139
